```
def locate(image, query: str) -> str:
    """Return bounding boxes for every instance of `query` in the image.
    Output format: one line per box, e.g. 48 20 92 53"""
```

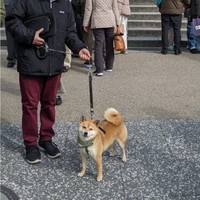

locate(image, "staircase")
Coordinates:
0 0 188 50
127 0 187 50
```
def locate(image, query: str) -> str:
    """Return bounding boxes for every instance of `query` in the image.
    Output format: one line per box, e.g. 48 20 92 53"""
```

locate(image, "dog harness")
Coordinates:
77 136 94 155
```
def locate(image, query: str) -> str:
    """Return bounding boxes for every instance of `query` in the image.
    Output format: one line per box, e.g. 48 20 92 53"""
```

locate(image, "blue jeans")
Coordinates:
195 36 200 51
187 20 200 50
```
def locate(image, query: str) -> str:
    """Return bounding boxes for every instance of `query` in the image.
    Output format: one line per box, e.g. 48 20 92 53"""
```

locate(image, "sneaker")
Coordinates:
62 66 69 73
161 50 168 55
7 62 15 68
190 48 200 54
55 95 62 106
39 140 61 158
105 69 112 72
93 71 103 76
26 145 41 164
121 50 128 54
83 61 92 68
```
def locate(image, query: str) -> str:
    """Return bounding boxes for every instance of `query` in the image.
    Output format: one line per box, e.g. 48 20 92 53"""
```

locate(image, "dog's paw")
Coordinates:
122 156 127 162
97 175 103 181
78 172 84 177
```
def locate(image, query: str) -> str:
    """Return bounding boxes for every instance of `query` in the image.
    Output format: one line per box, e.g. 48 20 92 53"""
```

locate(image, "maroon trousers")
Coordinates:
19 74 61 146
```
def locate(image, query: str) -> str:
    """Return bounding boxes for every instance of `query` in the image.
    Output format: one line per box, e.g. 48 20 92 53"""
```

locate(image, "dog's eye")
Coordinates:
89 128 93 131
82 126 86 129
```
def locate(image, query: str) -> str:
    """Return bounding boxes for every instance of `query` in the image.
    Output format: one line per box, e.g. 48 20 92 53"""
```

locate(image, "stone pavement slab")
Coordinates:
1 120 200 200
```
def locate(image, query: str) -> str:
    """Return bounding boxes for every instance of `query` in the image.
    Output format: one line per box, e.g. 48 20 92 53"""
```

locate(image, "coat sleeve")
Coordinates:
5 0 35 45
83 0 92 27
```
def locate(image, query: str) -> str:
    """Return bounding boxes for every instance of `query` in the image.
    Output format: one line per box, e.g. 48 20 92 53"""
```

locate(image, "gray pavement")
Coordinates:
1 48 200 200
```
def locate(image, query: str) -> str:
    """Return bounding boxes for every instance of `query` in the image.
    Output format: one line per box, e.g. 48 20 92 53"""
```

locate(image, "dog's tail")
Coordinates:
104 108 123 126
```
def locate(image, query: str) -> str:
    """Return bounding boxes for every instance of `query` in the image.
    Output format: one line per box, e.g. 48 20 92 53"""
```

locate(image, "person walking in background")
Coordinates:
190 0 200 53
6 0 90 164
4 0 17 68
83 0 120 76
71 0 94 68
184 6 200 54
117 0 131 54
159 0 191 55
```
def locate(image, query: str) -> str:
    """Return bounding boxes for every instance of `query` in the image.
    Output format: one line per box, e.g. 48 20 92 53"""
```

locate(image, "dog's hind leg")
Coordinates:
111 141 117 157
116 139 127 162
78 152 87 177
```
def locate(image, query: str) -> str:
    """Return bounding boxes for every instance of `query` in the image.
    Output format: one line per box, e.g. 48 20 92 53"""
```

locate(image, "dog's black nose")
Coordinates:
84 132 88 137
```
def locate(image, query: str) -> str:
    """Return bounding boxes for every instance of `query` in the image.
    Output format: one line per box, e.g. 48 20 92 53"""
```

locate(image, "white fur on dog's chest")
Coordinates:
81 145 97 158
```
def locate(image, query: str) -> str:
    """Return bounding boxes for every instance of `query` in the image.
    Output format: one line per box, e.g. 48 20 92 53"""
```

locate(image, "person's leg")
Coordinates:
5 29 17 67
19 74 43 146
82 28 94 67
161 14 170 53
38 74 61 158
187 19 196 49
5 4 17 67
93 28 105 74
105 27 115 70
39 74 61 141
172 14 182 52
120 15 128 53
195 36 200 52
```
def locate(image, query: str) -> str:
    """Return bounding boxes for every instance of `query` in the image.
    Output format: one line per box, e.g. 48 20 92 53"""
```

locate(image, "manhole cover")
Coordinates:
1 185 19 200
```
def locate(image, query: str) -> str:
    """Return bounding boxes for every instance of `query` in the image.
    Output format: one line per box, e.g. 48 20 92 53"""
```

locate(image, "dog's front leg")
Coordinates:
95 156 103 181
78 152 87 177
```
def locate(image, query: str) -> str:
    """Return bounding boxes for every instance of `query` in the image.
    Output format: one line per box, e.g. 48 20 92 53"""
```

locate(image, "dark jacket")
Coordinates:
190 0 200 18
160 0 191 15
5 0 86 76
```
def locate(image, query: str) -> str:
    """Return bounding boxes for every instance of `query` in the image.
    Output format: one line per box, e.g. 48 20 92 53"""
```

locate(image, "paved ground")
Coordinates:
1 49 200 200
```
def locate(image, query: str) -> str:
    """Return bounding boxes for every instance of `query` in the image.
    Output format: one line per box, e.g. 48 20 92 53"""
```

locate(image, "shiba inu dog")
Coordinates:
77 108 127 181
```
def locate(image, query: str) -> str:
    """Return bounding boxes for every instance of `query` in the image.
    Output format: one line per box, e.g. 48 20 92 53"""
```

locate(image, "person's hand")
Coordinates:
32 28 44 45
79 48 91 60
83 26 88 32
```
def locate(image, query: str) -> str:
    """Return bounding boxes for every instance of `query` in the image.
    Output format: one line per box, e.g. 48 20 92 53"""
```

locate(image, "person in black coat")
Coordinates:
6 0 90 164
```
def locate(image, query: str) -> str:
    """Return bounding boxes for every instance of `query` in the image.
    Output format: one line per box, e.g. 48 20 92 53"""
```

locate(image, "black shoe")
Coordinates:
26 145 41 164
190 48 200 54
62 66 69 73
93 71 103 77
7 62 15 68
174 50 181 55
161 50 168 55
55 95 62 106
39 140 61 158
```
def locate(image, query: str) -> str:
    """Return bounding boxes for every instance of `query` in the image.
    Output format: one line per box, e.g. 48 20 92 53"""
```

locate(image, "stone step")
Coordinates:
130 5 159 12
128 27 187 37
127 36 187 49
128 19 187 28
129 12 162 20
130 0 155 5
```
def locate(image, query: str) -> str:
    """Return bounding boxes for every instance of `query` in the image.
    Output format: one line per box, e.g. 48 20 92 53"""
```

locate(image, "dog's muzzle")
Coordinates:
83 132 88 137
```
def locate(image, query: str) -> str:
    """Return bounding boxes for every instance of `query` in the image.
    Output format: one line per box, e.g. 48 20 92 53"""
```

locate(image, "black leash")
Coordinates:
88 60 94 119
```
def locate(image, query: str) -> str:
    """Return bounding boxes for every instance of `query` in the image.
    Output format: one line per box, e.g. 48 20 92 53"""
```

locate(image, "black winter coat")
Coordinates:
190 0 200 18
5 0 86 76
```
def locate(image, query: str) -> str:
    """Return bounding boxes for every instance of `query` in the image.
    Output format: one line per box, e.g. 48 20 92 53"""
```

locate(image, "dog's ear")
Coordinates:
94 120 100 126
80 116 87 122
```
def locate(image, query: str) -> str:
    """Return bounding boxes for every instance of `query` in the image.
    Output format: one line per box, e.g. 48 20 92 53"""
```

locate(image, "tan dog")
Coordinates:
77 108 127 181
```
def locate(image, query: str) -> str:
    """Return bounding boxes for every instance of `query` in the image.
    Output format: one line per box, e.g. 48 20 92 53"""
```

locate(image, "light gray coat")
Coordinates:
83 0 120 29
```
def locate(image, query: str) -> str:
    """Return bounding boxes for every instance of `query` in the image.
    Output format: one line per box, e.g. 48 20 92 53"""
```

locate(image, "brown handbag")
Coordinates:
114 26 125 51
